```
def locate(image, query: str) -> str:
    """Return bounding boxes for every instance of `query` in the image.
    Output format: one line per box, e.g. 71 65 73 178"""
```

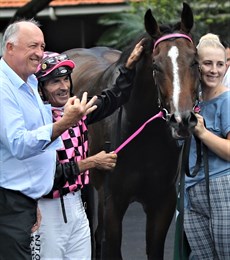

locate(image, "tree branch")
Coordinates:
10 0 53 23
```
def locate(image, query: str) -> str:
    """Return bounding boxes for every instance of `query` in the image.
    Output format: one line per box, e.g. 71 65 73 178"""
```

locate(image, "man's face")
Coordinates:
225 47 230 69
43 75 71 107
8 23 45 81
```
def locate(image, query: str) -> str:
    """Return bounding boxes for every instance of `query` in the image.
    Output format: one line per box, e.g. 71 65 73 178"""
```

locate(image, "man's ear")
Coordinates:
6 42 14 53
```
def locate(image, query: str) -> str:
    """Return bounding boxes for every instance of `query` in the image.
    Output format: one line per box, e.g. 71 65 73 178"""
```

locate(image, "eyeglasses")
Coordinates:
41 54 69 71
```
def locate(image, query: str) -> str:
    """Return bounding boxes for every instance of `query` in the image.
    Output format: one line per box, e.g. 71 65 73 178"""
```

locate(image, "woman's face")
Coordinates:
43 75 71 107
199 46 226 89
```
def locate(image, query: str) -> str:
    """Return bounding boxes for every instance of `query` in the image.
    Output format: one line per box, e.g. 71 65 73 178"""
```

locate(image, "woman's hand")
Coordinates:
193 113 207 138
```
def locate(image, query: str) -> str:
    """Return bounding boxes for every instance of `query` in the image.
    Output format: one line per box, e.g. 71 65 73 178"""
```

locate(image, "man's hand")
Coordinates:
31 207 41 233
63 92 98 128
52 92 97 141
125 38 146 70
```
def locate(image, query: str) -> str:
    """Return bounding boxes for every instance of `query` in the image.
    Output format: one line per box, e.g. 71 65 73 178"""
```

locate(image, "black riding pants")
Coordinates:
0 188 37 260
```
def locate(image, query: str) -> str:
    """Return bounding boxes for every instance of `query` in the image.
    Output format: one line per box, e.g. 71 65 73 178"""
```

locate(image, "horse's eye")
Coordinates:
191 60 199 67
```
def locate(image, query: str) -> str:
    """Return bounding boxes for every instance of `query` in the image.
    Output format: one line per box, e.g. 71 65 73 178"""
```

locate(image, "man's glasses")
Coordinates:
41 54 69 71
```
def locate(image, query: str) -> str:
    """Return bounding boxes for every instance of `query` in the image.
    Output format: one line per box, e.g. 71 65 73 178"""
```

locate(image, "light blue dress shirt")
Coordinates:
0 58 62 199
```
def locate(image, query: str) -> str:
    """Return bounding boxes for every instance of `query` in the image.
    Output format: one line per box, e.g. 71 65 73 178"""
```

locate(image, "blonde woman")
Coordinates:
184 33 230 259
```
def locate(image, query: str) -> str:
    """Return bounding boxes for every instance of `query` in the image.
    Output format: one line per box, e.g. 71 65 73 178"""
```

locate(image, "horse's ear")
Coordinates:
180 2 194 33
144 9 160 38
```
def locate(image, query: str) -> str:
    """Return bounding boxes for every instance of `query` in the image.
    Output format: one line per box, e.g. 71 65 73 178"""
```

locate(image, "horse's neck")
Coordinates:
124 65 159 122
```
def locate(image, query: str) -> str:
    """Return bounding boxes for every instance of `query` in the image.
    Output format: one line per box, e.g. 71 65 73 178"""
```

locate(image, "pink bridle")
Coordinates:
113 34 195 154
154 33 193 49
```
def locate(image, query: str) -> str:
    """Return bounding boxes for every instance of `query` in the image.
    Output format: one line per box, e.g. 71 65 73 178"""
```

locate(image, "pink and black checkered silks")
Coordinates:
51 108 89 198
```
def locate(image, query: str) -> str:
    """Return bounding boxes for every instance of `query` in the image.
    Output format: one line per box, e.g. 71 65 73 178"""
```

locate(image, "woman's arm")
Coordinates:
194 114 230 161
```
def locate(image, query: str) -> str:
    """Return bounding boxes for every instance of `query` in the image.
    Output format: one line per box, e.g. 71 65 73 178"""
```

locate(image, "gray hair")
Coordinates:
1 19 41 55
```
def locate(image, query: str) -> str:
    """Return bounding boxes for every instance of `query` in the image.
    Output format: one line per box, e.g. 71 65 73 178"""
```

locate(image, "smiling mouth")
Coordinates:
58 92 69 97
207 75 218 79
31 58 40 64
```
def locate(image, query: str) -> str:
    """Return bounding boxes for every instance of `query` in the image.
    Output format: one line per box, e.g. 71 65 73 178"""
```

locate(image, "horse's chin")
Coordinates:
169 112 197 140
171 128 193 140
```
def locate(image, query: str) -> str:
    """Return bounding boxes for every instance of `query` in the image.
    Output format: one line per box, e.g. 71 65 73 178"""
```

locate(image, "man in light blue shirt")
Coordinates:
0 55 61 199
0 19 97 259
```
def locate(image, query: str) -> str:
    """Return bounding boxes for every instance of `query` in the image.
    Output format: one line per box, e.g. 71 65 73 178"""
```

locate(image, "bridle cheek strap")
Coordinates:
154 33 193 50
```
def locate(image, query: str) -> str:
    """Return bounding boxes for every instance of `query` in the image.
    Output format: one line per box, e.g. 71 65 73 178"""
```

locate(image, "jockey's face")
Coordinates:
43 75 71 107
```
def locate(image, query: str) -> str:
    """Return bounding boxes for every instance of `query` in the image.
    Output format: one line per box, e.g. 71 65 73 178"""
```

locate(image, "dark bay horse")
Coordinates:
64 3 199 259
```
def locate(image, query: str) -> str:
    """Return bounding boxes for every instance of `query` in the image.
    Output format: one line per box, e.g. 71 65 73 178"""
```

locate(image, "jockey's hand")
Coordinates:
125 38 146 70
93 151 117 171
77 151 117 173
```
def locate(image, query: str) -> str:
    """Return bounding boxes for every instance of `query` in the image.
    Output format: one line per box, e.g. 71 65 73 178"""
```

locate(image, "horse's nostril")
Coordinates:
169 114 178 128
169 111 198 131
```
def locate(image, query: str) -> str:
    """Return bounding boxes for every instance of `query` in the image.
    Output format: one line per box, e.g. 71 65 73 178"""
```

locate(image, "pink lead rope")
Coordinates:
114 111 164 154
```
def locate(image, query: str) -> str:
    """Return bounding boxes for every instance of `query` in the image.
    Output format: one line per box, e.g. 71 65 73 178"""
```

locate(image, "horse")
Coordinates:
64 3 199 259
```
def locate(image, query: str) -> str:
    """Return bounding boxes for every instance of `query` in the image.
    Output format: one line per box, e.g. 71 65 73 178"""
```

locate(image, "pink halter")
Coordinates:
154 33 193 49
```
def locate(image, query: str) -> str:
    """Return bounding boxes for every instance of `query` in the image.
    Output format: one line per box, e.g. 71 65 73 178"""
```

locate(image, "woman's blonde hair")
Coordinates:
196 33 226 59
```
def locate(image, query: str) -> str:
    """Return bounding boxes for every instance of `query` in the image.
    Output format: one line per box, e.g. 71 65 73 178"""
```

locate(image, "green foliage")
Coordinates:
188 0 230 39
97 11 144 49
97 0 230 49
97 0 183 49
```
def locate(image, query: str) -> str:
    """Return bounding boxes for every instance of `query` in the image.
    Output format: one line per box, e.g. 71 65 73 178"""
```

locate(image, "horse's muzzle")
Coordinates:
169 111 198 139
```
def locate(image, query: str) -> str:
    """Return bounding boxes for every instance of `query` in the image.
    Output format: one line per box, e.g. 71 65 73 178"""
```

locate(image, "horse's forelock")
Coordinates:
159 22 189 35
159 24 174 34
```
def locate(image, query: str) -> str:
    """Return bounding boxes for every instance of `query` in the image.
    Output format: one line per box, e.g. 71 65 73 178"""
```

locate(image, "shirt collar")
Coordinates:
0 58 38 90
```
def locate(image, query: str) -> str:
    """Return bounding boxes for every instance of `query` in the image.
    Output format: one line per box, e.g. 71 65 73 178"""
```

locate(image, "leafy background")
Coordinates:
96 0 230 50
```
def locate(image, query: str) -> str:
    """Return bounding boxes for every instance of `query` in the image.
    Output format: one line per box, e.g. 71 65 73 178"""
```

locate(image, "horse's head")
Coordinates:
144 3 199 139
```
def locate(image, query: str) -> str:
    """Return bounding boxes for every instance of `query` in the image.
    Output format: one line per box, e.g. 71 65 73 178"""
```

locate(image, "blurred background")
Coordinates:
0 0 229 54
